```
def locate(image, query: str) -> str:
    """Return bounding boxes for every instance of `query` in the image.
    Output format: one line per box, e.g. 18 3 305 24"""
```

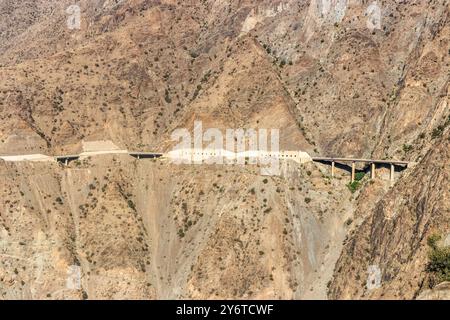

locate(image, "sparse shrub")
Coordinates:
347 181 360 193
426 233 450 286
428 234 442 249
189 51 199 59
355 172 365 181
82 291 88 300
264 207 272 214
403 144 413 153
164 89 172 103
431 126 444 139
127 199 136 211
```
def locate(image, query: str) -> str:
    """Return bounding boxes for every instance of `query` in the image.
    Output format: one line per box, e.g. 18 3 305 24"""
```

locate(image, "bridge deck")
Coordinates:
4 152 411 167
55 155 80 160
128 152 163 156
312 157 410 166
128 152 163 159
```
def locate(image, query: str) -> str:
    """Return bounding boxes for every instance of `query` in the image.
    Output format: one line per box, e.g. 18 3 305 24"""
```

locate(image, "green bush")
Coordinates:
431 126 444 139
347 181 360 193
426 234 450 286
427 234 441 249
403 144 413 153
355 172 365 181
127 199 136 211
431 115 450 139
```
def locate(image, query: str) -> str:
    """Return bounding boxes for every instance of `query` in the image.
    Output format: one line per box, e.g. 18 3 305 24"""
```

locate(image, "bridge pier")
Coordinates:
351 162 356 183
55 155 80 165
312 157 409 185
390 164 395 185
129 152 163 160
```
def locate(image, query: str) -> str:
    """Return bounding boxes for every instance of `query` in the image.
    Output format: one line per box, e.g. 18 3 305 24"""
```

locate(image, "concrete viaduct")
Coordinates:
2 150 412 184
312 157 411 183
54 152 163 165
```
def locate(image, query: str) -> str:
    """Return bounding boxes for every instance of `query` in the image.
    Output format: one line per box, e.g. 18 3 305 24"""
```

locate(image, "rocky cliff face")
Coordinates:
0 155 354 299
2 0 448 157
0 0 449 299
329 127 449 299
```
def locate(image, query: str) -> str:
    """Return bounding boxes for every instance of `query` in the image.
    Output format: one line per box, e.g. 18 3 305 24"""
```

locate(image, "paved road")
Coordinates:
0 154 55 162
312 157 411 166
1 151 412 167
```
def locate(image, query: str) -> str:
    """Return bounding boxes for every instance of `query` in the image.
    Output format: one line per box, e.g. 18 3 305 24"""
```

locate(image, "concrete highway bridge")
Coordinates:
54 152 164 165
312 157 412 183
1 150 412 184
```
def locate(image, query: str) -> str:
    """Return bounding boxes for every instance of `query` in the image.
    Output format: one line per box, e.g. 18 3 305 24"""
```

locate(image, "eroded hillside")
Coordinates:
0 0 449 300
1 155 356 299
330 124 450 299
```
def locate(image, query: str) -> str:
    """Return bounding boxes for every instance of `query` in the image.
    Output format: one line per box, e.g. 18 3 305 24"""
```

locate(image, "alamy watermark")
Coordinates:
315 0 348 23
66 4 81 30
314 0 382 31
66 265 81 290
365 2 382 31
169 121 282 176
64 2 383 32
366 265 382 290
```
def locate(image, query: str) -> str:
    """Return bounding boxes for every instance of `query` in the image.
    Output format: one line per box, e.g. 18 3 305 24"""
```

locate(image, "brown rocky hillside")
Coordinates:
0 0 448 299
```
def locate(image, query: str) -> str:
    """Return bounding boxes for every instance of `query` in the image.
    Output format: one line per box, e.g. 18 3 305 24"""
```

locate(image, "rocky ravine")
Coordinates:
1 155 356 299
330 127 450 299
0 0 449 299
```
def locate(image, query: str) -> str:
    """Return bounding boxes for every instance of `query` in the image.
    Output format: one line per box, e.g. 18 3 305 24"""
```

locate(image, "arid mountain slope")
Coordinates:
330 126 449 299
1 0 448 158
1 156 354 299
0 0 449 300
